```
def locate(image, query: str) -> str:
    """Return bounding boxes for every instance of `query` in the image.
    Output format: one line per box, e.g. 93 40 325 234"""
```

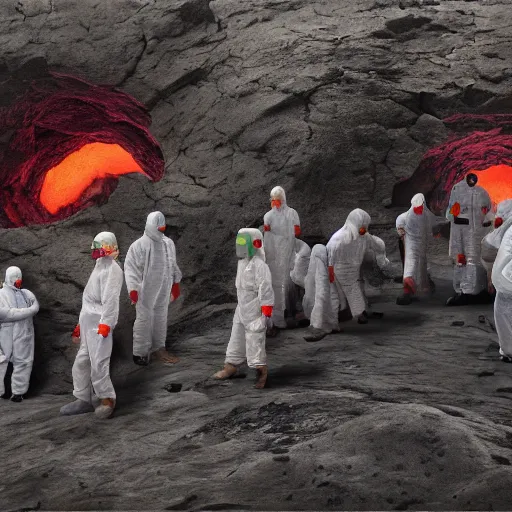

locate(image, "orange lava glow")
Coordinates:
40 142 145 214
471 165 512 208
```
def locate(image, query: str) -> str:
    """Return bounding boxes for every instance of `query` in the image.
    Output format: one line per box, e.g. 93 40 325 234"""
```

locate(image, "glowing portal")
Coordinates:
471 165 512 208
40 142 145 215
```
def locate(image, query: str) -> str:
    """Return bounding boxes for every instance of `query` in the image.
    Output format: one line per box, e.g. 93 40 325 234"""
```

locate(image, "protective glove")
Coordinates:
294 225 301 237
98 324 111 338
261 305 273 317
171 283 181 301
328 266 335 283
129 290 138 304
264 224 271 232
72 324 81 344
457 253 467 266
450 202 461 217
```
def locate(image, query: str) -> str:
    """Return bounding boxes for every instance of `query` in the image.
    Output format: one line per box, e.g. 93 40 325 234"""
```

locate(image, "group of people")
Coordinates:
1 175 512 417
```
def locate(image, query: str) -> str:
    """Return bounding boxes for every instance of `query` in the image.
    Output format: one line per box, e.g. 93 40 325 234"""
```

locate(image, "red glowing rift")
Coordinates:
421 114 512 211
0 72 164 227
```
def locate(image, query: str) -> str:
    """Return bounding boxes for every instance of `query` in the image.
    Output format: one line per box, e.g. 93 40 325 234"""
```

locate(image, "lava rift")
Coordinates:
0 71 164 228
393 114 512 213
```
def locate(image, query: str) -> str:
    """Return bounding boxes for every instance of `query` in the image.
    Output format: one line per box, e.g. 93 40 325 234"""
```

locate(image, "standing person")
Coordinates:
327 209 390 324
124 211 182 366
482 199 512 291
0 267 39 402
395 193 448 305
263 186 300 330
302 245 339 342
491 224 512 362
213 228 274 389
446 173 493 306
60 232 123 419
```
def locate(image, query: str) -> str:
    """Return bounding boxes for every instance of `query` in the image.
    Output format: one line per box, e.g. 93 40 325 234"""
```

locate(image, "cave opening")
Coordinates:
39 142 147 215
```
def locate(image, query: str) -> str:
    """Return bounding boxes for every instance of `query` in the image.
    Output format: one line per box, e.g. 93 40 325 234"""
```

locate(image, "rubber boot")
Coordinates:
254 366 268 389
133 355 149 366
213 363 238 380
10 394 23 403
60 399 95 416
266 325 279 338
446 293 468 306
303 327 328 342
357 311 369 324
95 398 115 419
1 393 10 400
396 293 413 306
501 355 512 363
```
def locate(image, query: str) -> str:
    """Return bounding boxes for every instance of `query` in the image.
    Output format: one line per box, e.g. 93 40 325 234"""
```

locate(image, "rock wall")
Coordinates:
0 0 511 392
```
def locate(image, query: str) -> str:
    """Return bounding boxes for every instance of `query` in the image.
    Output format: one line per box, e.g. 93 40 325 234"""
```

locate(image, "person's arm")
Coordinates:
124 242 144 304
292 209 301 237
446 187 458 221
369 235 390 269
167 239 182 301
99 264 124 334
256 260 274 315
0 306 37 322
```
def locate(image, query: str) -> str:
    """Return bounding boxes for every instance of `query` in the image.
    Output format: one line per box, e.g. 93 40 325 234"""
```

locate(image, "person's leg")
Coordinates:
151 298 179 364
245 316 267 389
89 330 116 419
132 302 153 361
10 334 34 399
214 307 246 379
494 292 512 361
0 360 9 397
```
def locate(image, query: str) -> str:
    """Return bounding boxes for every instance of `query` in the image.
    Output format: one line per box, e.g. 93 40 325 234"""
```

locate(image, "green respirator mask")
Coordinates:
236 233 261 259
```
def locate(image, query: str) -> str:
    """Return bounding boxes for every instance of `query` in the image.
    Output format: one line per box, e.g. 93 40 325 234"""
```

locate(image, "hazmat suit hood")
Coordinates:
411 193 425 208
345 209 371 241
270 186 287 209
4 266 22 289
92 232 119 260
144 211 166 242
236 227 265 261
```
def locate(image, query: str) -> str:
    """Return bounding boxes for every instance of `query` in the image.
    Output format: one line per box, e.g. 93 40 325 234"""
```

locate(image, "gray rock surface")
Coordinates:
0 6 511 507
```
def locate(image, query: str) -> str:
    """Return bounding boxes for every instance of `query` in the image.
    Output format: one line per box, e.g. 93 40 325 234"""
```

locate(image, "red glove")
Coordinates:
294 225 301 237
457 254 467 266
403 277 416 295
171 282 181 300
98 324 111 338
72 325 80 338
263 224 271 232
328 266 335 283
129 290 138 304
261 305 273 317
450 202 461 217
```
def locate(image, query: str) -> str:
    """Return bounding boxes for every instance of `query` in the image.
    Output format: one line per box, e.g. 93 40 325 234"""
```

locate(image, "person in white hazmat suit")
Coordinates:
213 228 274 389
491 224 512 362
395 193 448 305
0 267 39 402
446 173 493 306
263 186 300 330
60 232 123 419
302 245 339 342
327 209 390 324
481 199 512 293
289 238 311 326
124 211 182 366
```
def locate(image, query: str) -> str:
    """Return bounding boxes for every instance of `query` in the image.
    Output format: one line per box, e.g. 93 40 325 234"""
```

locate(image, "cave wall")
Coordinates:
1 0 511 392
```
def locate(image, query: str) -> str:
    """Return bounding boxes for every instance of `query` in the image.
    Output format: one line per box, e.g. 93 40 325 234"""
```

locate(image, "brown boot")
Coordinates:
213 363 238 380
254 366 268 389
94 398 115 419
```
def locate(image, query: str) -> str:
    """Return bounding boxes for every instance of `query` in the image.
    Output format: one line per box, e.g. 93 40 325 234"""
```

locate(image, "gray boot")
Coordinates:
304 327 328 342
60 399 94 416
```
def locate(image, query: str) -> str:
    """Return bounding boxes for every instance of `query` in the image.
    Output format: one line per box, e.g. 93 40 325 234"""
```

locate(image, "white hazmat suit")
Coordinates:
61 232 123 418
302 245 338 339
481 199 512 275
396 193 447 300
446 175 492 296
290 239 311 289
327 209 389 321
124 211 182 362
214 228 274 388
0 267 39 400
491 224 512 360
264 186 300 328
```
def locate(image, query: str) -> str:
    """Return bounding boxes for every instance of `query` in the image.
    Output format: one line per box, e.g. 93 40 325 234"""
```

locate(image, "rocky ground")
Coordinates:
3 263 512 511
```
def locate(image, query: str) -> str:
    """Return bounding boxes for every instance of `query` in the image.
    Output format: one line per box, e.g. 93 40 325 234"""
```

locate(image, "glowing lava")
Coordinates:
40 142 145 215
471 165 512 208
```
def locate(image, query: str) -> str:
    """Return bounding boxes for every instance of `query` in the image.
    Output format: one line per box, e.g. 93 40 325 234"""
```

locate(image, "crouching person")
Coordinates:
214 228 274 389
60 232 123 419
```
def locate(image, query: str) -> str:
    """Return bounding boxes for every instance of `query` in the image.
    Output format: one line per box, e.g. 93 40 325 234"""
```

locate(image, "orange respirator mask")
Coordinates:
271 199 282 209
14 279 22 289
413 205 424 215
158 225 166 233
359 227 367 236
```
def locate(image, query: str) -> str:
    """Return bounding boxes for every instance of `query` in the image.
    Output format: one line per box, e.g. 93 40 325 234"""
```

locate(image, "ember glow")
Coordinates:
40 143 145 215
471 165 512 208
